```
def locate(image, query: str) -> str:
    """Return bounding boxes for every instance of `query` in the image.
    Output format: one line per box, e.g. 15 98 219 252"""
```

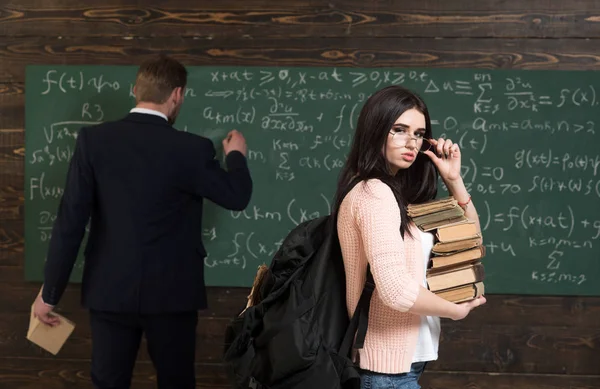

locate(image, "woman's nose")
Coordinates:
405 137 418 148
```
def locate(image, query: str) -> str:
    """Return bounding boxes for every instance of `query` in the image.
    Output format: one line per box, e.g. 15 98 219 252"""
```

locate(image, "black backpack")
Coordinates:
222 214 375 389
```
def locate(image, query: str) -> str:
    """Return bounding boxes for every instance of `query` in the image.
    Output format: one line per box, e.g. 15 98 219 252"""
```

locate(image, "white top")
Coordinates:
412 229 441 363
130 107 168 122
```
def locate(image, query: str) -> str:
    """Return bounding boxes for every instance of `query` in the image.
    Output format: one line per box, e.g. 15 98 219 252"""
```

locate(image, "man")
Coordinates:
32 54 253 389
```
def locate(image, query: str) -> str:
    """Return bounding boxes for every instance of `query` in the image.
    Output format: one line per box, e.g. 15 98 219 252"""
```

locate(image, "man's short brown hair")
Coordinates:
135 55 187 104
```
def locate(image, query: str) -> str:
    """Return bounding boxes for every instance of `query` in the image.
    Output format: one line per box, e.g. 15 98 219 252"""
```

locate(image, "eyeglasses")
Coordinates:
389 130 434 153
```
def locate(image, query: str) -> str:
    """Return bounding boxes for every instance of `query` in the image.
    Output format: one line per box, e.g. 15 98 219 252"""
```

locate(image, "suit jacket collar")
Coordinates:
124 112 172 128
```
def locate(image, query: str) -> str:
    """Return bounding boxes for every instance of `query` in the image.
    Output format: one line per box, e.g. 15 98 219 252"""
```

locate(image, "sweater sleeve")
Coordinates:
353 180 420 312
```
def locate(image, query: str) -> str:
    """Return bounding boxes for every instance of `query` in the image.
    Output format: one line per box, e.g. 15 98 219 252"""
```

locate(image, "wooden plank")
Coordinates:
6 0 600 8
0 356 598 389
1 1 600 38
0 128 23 164
460 294 600 329
0 179 22 223
0 266 27 283
0 249 21 267
2 36 600 83
5 310 600 374
0 82 23 128
0 311 230 364
433 322 600 374
0 84 23 195
0 86 24 233
420 371 600 389
2 262 600 325
0 267 250 316
0 222 23 264
0 357 229 389
2 310 598 374
0 85 25 232
0 122 23 224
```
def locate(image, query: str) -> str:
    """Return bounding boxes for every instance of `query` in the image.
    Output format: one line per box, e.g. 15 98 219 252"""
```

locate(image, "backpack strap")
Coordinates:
339 264 375 357
353 266 375 349
336 177 377 357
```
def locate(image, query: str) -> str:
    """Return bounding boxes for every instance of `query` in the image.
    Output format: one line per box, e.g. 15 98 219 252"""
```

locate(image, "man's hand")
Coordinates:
33 294 60 327
222 130 247 157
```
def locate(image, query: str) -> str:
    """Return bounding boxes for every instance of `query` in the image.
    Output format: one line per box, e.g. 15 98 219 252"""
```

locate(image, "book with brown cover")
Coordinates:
408 196 471 231
426 262 486 292
410 197 486 299
436 220 479 242
418 216 468 232
26 286 76 355
430 246 486 270
432 236 481 254
436 282 485 303
411 207 465 226
407 197 458 217
27 305 75 355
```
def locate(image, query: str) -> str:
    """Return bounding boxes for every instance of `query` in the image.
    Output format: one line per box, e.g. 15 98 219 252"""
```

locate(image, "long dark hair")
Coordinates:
333 85 438 238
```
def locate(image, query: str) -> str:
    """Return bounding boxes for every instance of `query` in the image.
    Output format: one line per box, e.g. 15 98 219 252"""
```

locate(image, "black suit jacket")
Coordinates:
42 113 253 313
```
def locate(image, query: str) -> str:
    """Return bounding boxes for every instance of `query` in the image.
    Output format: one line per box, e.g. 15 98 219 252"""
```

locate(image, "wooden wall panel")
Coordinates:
1 358 599 389
1 1 600 38
1 0 599 388
2 37 600 83
420 372 600 389
0 359 229 389
2 310 599 374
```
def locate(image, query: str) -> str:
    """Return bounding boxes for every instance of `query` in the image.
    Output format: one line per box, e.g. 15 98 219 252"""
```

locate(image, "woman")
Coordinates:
334 85 486 388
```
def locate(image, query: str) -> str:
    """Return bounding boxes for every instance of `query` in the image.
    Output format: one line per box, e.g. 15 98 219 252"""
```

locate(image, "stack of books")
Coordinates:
408 197 485 303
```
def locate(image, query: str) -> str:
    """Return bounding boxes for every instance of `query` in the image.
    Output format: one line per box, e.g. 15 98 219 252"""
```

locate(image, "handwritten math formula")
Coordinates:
25 65 600 294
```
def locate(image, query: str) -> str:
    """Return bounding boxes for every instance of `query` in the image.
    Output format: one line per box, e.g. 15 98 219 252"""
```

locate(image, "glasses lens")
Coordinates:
419 139 433 153
392 132 404 146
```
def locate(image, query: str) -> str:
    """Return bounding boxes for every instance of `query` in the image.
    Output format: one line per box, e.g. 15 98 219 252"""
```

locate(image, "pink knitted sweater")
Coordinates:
337 179 423 374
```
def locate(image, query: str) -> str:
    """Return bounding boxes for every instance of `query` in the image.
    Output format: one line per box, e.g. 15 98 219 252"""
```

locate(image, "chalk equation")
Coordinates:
25 65 600 292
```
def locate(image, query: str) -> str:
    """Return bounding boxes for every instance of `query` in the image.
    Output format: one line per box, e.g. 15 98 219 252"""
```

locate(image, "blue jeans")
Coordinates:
360 362 427 389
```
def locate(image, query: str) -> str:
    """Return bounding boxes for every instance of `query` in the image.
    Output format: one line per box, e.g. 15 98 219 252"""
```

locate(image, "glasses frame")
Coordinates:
389 131 434 153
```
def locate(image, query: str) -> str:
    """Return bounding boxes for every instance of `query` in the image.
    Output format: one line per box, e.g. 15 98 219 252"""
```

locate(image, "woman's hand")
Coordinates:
451 296 487 321
423 138 462 184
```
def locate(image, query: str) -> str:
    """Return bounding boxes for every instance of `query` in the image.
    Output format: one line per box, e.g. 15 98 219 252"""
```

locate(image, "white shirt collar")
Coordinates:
130 107 168 122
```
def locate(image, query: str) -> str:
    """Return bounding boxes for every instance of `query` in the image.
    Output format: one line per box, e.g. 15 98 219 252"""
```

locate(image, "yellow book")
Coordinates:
26 288 75 355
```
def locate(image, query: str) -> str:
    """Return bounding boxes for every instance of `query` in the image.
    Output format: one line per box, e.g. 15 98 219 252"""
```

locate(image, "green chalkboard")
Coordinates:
25 65 600 296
